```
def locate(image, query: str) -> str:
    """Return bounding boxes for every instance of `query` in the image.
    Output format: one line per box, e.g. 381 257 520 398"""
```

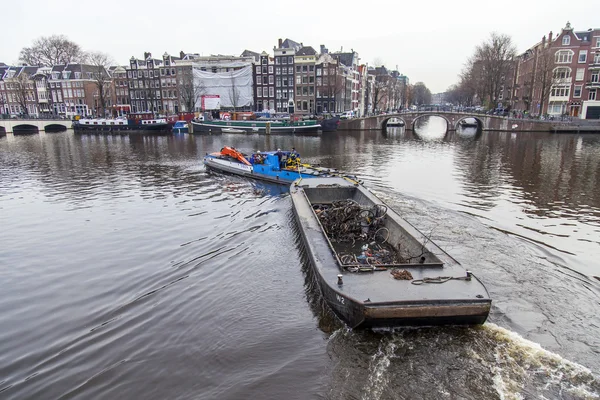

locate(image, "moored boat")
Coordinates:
191 119 321 134
459 117 479 128
221 127 246 134
386 117 404 127
320 115 341 132
203 146 356 184
172 121 189 134
73 117 171 133
291 177 491 328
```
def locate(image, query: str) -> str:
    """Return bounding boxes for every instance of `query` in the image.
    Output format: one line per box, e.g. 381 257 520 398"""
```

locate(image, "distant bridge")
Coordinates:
341 112 600 133
0 119 71 134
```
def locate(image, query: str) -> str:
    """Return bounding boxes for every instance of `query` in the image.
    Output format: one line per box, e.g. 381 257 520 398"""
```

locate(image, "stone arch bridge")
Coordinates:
341 112 553 132
0 119 71 134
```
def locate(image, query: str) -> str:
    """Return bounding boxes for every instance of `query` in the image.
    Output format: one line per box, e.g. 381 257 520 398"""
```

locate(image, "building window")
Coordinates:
309 65 314 72
592 71 599 83
576 68 585 80
263 87 268 97
282 57 287 64
276 77 281 87
275 67 281 75
553 67 572 80
578 50 588 63
269 75 274 84
589 89 597 100
269 87 274 97
288 57 293 64
268 65 273 74
256 66 261 74
257 88 261 97
555 50 573 63
296 75 301 84
573 85 582 97
263 76 268 85
302 65 308 72
562 35 570 45
594 53 600 64
275 58 281 65
550 86 569 97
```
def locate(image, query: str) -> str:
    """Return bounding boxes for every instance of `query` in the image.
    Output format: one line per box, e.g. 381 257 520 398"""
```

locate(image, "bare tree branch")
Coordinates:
19 35 86 66
87 51 114 117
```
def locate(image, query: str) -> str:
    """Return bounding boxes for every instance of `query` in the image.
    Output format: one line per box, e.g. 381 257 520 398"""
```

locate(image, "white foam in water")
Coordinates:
484 323 599 399
361 339 398 400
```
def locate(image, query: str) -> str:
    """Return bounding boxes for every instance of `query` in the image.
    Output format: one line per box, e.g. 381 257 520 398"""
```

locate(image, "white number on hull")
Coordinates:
336 294 345 305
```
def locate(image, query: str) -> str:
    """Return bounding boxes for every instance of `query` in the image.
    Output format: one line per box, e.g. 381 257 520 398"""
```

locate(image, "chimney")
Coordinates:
180 51 185 59
144 51 151 59
278 38 282 48
548 31 553 42
542 35 546 46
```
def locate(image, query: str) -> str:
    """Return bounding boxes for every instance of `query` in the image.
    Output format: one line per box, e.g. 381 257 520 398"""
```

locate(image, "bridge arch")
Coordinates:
380 116 406 131
412 113 452 132
454 116 484 131
44 123 69 133
12 124 39 135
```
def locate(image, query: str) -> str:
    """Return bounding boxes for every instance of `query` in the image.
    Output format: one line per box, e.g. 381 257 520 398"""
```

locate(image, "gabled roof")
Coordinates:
296 46 317 56
240 50 260 62
332 52 356 68
573 30 597 41
0 66 9 80
281 39 302 51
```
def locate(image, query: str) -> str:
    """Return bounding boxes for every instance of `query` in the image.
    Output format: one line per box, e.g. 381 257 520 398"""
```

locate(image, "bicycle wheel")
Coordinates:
373 227 390 243
340 254 356 265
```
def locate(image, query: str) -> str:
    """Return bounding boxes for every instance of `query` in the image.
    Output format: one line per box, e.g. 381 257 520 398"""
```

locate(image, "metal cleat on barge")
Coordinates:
290 177 491 329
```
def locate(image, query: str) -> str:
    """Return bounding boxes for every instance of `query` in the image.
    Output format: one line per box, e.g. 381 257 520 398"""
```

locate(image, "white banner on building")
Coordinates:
193 65 253 109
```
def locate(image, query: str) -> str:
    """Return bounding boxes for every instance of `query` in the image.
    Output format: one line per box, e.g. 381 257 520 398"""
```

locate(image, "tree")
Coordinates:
371 78 387 113
87 51 113 117
533 47 558 117
19 35 86 66
12 72 34 116
465 33 516 107
227 71 240 112
179 67 205 113
412 82 432 105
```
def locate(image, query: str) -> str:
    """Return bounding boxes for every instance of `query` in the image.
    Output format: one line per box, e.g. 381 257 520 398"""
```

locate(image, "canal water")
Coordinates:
1 117 599 399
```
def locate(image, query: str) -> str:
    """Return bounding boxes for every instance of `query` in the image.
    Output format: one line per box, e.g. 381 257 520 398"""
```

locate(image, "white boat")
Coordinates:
222 128 246 134
386 117 404 127
459 117 478 128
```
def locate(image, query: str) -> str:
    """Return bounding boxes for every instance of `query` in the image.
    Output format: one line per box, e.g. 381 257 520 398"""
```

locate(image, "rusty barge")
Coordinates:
290 177 491 328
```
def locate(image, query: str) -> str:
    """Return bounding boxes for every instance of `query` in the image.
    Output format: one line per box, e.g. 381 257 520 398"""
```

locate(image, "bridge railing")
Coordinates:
1 114 71 121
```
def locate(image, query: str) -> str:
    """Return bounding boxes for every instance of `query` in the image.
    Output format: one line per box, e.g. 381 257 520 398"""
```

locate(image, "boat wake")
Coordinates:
325 323 599 400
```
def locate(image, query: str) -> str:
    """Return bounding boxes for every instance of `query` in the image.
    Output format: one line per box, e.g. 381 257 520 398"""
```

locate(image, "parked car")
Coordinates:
340 111 355 120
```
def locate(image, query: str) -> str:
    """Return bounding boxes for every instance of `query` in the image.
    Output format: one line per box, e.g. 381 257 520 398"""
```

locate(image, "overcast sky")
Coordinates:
1 0 598 93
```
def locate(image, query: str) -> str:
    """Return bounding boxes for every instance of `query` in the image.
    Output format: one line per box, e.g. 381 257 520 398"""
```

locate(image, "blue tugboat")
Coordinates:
203 146 356 184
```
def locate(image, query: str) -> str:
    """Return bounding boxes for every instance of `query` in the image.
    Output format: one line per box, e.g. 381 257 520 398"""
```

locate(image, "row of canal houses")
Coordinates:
512 22 600 119
0 38 409 119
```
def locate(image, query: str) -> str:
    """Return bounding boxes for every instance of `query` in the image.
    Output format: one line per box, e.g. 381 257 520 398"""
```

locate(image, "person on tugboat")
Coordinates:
286 147 300 168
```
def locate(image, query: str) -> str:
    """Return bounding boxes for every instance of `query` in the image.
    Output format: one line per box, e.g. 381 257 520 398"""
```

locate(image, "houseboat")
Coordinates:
191 119 321 134
73 116 170 133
